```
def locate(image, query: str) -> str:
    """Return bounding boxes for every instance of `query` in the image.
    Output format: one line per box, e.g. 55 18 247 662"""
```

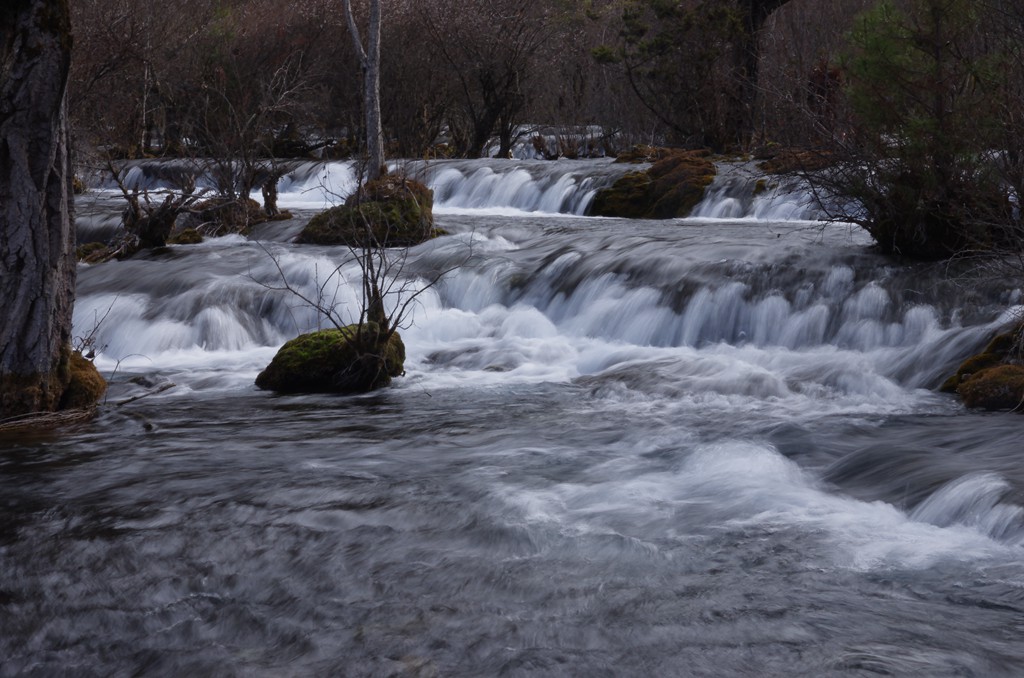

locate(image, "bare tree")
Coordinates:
254 205 472 393
419 0 560 158
109 164 205 252
0 0 77 417
342 0 385 179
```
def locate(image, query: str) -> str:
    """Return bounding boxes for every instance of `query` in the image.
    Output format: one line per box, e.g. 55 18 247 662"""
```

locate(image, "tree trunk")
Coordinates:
364 0 384 180
0 0 76 417
467 112 499 159
343 0 385 181
497 112 516 159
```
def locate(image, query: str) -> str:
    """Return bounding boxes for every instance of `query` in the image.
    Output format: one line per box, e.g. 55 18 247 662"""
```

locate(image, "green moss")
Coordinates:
958 365 1024 411
590 150 716 219
297 175 436 247
980 327 1022 357
940 353 1003 392
588 171 652 218
0 346 77 417
612 145 693 164
255 323 405 394
59 352 107 409
942 323 1024 393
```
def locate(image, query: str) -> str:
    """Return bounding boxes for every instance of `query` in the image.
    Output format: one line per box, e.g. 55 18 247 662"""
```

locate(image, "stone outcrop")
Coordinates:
255 323 405 394
589 149 716 219
942 323 1024 412
297 174 438 247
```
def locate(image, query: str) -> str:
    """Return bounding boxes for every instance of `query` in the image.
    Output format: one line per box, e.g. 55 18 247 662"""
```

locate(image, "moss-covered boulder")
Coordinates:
589 149 716 219
942 322 1024 411
588 171 651 218
941 324 1022 393
59 351 107 410
957 365 1024 411
297 174 438 247
255 322 405 394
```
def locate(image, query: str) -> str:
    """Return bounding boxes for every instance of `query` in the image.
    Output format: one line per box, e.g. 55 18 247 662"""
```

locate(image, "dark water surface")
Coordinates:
3 381 1024 676
3 194 1024 676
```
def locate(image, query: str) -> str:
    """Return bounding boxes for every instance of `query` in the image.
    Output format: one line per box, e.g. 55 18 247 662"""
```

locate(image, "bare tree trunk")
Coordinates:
342 0 385 181
0 0 76 417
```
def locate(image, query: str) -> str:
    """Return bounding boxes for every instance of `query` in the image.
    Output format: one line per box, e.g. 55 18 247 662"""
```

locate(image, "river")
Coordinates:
2 159 1023 676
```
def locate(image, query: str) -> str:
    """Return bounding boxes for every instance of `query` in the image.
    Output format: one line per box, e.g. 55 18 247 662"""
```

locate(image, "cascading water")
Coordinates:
84 157 634 221
689 160 822 221
4 160 1024 676
422 158 630 214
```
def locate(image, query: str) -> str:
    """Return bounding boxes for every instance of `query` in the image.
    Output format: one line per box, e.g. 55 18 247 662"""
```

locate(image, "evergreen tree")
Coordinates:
834 0 1017 259
594 0 793 150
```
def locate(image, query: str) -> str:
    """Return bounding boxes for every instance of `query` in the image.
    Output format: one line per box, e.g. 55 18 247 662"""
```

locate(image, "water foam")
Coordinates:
498 441 1017 572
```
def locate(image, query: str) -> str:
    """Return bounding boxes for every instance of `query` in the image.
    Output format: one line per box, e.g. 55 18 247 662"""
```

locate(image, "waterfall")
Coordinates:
84 157 636 220
689 161 821 221
83 157 833 225
910 473 1024 544
74 211 1018 403
74 157 1021 404
420 158 631 215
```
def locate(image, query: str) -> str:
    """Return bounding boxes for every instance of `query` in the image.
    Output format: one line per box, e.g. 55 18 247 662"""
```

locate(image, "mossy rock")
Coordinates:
590 150 716 219
255 323 405 394
940 353 1003 392
941 324 1023 393
588 171 651 218
297 174 437 247
943 322 1024 412
59 352 107 410
957 365 1024 411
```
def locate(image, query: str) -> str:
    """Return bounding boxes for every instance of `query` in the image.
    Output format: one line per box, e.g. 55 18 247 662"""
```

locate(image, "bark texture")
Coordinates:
0 0 76 417
342 0 384 180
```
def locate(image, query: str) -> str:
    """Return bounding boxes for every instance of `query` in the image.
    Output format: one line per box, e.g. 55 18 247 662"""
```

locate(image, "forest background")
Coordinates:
65 0 957 162
69 0 1024 257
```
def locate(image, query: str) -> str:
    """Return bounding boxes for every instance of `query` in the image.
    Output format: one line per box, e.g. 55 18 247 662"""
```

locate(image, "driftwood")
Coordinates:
0 409 97 434
0 381 177 434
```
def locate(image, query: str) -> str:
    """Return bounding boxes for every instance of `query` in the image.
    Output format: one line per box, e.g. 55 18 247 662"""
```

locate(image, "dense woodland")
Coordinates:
66 0 1022 157
69 0 863 159
69 0 1024 256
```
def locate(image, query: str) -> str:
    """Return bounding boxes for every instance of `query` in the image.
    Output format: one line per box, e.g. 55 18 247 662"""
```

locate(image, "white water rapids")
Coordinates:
3 159 1024 676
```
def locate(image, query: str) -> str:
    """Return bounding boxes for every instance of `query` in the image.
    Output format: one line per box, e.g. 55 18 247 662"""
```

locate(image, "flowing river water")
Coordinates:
2 159 1024 676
